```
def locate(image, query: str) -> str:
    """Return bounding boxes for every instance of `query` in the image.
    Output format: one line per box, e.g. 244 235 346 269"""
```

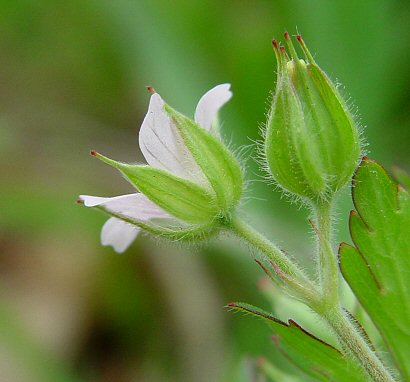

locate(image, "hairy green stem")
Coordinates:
313 201 395 381
230 216 396 382
325 307 396 382
314 200 339 307
229 217 320 305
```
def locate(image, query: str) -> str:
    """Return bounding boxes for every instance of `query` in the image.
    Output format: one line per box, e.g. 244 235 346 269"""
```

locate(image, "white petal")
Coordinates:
80 193 172 253
101 217 139 253
79 193 171 221
138 93 203 182
194 84 232 131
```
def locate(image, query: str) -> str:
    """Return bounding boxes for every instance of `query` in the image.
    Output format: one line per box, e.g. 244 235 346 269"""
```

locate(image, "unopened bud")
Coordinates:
264 33 361 203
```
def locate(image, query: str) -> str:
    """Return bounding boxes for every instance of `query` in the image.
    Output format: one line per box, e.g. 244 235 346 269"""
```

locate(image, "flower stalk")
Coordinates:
229 217 322 309
325 307 396 382
231 216 396 382
313 200 340 308
310 201 395 382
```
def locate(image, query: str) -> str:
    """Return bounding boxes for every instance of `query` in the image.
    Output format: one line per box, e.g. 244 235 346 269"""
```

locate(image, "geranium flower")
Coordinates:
79 84 239 253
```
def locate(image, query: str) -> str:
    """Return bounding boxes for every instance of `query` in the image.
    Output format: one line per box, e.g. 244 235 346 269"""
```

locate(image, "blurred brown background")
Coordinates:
0 1 409 381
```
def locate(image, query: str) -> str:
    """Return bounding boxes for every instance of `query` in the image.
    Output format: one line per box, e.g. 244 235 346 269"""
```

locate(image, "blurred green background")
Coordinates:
0 1 409 381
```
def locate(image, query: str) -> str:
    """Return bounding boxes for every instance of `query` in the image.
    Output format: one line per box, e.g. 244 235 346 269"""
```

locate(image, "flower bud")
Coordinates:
264 33 361 203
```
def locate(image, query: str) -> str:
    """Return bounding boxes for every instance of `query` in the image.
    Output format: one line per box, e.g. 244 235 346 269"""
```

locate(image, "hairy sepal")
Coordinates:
116 164 219 224
165 104 243 214
265 75 327 199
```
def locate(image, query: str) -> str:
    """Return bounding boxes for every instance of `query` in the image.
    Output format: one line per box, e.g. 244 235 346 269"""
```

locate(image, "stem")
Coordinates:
229 217 320 304
325 307 396 382
314 200 339 307
230 216 396 382
314 201 395 381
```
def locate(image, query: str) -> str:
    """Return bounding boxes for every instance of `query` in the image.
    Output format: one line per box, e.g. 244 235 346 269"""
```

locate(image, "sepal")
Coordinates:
164 104 243 214
92 151 219 224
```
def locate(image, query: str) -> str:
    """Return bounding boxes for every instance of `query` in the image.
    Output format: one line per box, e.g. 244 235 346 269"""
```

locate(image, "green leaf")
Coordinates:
339 158 410 381
228 303 364 381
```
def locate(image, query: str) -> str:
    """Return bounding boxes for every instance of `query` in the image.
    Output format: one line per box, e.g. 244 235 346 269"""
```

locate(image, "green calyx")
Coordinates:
92 152 220 225
265 33 361 202
164 104 243 213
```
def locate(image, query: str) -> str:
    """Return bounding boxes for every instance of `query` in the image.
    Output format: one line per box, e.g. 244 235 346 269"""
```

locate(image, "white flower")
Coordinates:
80 84 232 253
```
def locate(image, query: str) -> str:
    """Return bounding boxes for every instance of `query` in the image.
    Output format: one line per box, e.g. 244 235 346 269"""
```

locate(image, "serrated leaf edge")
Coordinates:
226 302 341 353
